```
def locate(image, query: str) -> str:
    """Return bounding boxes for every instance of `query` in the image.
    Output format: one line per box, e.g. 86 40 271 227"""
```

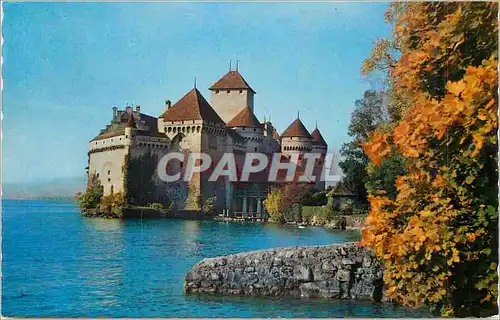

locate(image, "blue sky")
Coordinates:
2 2 391 184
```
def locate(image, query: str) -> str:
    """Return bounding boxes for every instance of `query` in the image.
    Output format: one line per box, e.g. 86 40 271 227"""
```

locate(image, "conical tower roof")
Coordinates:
311 128 327 146
226 107 261 128
160 88 224 124
281 117 312 139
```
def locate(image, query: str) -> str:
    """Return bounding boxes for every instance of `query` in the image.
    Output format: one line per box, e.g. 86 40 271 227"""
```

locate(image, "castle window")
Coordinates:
180 161 183 168
97 173 99 178
187 127 191 134
108 170 111 175
192 120 195 124
126 135 128 139
226 90 230 94
239 89 243 94
253 128 256 132
196 126 201 133
215 90 219 94
254 147 257 152
108 178 111 182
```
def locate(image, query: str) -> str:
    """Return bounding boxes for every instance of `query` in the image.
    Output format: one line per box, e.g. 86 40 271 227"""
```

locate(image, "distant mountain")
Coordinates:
3 177 86 200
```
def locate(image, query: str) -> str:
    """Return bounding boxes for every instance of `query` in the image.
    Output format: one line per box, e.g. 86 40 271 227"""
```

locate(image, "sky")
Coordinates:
2 2 391 184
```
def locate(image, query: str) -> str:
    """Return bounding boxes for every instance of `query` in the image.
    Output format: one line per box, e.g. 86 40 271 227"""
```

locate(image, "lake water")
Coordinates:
2 200 428 317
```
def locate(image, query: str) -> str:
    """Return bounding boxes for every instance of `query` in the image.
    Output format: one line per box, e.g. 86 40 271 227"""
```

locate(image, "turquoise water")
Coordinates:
2 200 428 317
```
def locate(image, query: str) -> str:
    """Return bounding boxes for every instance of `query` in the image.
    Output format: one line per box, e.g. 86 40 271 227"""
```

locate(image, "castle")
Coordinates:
87 67 328 217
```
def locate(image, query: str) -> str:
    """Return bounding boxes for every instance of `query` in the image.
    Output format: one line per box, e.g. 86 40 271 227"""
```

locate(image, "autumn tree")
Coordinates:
361 2 498 317
264 183 309 223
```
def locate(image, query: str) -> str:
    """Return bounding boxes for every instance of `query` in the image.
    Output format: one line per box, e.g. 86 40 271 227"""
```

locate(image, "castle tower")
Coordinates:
209 68 256 124
158 87 227 211
124 110 136 148
226 106 264 153
280 116 313 154
311 126 328 190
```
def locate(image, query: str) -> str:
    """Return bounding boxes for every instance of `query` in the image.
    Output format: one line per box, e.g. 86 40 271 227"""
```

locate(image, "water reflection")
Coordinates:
83 217 126 232
80 217 125 309
182 220 202 258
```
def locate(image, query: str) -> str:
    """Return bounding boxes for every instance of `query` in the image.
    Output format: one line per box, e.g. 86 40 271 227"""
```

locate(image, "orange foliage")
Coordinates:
361 2 498 317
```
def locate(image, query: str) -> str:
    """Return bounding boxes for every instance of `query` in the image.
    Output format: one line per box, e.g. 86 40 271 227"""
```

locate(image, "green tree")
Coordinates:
339 90 390 203
75 173 103 209
365 150 406 199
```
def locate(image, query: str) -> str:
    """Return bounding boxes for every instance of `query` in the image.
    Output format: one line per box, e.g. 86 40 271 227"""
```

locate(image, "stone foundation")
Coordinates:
184 242 384 301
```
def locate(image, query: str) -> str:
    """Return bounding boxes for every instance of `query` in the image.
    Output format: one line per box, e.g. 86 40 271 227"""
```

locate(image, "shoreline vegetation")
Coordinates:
74 175 367 230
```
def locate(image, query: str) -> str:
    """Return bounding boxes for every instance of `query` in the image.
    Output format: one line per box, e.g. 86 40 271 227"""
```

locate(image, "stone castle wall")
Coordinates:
184 242 384 301
88 136 127 195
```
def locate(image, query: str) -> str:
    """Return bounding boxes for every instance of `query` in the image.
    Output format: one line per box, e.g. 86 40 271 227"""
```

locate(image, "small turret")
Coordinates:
280 114 313 153
125 113 136 128
124 113 135 147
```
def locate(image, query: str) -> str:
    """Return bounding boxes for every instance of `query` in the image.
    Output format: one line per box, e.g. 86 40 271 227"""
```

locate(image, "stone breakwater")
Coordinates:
184 242 385 301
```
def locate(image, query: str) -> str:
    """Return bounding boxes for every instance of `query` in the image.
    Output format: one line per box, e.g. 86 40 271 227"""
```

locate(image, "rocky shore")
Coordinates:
184 242 384 301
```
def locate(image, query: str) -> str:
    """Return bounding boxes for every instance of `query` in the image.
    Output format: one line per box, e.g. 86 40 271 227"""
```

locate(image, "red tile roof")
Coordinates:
160 88 225 124
311 128 327 146
91 130 125 142
281 118 312 138
209 70 256 94
226 107 262 128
